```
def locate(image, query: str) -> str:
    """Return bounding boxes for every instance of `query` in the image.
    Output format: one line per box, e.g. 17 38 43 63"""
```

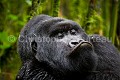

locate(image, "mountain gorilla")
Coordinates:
16 14 120 80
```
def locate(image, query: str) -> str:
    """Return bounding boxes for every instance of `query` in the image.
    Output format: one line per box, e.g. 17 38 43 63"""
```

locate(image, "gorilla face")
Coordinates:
30 18 98 73
18 15 97 74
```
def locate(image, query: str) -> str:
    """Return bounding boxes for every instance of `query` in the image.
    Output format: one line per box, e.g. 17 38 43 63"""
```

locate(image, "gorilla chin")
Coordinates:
68 40 98 73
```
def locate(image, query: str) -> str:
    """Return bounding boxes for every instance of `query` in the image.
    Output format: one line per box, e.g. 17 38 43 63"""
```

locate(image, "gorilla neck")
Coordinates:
18 59 89 80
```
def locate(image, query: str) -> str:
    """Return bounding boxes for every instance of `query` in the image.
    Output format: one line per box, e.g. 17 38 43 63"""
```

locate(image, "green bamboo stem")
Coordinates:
102 0 110 37
109 0 119 44
30 0 42 19
84 0 95 30
52 0 60 17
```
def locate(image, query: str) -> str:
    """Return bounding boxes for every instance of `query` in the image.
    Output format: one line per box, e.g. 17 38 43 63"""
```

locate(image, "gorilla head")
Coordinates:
17 15 98 79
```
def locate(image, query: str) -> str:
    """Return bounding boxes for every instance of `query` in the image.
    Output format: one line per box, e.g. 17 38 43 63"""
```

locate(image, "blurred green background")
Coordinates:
0 0 120 80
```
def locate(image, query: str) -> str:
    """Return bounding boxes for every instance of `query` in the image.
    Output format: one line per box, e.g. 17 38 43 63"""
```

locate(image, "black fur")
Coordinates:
16 14 120 80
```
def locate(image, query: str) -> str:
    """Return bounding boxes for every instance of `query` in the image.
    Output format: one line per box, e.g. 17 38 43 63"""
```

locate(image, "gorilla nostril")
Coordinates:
71 42 79 45
69 39 88 48
69 40 79 48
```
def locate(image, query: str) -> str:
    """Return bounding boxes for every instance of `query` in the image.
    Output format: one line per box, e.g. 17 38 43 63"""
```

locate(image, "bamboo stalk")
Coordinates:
84 0 95 30
30 0 44 19
101 0 110 37
52 0 60 17
109 0 119 44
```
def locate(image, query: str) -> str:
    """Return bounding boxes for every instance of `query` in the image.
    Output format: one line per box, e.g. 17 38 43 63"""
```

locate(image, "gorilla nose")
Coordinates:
68 40 93 57
69 39 86 48
69 40 80 48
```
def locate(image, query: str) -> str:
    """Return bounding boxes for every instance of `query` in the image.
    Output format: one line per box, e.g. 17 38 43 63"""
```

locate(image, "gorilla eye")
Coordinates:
70 29 76 35
57 33 64 39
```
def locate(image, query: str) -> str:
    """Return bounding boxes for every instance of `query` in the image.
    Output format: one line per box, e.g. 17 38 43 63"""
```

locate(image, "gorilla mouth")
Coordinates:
69 41 93 57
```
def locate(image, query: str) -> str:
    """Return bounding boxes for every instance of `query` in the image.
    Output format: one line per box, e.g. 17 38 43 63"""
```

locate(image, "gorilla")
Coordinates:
16 14 120 80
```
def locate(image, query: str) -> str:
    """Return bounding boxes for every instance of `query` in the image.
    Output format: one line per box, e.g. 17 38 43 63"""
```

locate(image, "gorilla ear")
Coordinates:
31 41 37 53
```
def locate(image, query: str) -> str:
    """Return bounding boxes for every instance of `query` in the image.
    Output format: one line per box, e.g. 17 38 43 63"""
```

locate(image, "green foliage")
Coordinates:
52 0 60 17
86 11 103 34
0 32 11 49
0 0 30 79
26 0 32 6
